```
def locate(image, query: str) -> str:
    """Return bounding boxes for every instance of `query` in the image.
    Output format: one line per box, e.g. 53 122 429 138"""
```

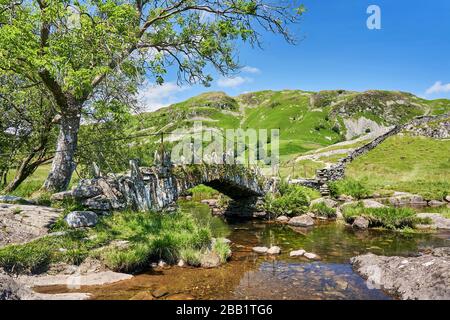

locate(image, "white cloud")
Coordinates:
217 76 252 88
241 66 261 74
425 81 450 95
138 82 188 111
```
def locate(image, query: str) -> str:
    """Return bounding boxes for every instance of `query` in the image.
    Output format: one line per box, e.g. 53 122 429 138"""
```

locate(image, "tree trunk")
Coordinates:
43 104 81 192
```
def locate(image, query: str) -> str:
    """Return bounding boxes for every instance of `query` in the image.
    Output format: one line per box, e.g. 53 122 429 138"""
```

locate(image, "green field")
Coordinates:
345 135 450 199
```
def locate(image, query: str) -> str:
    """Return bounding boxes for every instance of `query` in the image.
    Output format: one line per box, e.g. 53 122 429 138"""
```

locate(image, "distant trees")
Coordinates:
0 1 303 192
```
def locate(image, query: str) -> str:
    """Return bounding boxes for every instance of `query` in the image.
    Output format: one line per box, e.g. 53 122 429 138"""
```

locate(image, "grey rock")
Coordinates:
351 248 450 300
65 211 98 228
290 250 306 257
288 215 315 227
0 195 29 205
1 271 36 300
445 195 450 203
304 252 319 260
352 216 369 229
417 213 450 230
50 191 73 201
200 252 221 268
310 197 337 208
337 195 354 202
361 199 386 208
428 200 445 207
276 215 289 223
267 246 281 255
82 196 111 211
252 246 269 254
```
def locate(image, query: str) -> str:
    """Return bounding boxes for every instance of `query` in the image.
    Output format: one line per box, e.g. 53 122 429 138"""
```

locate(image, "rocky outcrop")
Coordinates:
351 248 450 300
403 114 450 139
0 204 62 247
53 155 277 214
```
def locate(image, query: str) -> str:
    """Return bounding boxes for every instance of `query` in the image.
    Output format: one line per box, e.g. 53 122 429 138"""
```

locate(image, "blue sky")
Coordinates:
140 0 450 111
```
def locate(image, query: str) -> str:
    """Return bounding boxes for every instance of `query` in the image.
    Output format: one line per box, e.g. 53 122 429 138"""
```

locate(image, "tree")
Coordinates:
0 74 57 193
0 0 303 192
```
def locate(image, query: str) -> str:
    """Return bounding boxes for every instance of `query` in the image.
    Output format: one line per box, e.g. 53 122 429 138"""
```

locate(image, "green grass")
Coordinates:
264 184 313 217
3 163 79 200
342 203 430 230
310 202 337 218
329 178 370 199
187 184 220 201
345 135 450 200
0 209 226 274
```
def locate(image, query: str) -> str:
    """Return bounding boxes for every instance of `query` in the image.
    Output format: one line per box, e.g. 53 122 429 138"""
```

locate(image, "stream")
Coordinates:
35 202 450 300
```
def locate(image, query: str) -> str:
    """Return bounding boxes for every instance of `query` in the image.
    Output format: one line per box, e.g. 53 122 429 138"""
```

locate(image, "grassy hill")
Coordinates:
125 89 450 171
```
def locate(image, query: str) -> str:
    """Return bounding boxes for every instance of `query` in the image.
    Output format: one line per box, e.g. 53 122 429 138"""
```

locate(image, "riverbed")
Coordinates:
34 202 450 300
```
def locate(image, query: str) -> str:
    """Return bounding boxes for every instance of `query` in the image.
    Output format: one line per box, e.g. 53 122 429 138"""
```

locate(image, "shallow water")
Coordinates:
35 203 450 300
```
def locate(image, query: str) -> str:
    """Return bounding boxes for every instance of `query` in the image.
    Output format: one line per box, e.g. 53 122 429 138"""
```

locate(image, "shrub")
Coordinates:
342 203 430 230
310 202 337 218
329 179 369 199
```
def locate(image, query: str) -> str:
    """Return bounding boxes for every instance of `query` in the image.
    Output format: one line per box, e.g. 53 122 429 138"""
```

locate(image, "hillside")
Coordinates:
126 89 450 166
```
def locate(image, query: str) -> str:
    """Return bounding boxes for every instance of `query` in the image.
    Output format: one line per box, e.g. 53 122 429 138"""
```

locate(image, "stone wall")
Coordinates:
52 159 277 213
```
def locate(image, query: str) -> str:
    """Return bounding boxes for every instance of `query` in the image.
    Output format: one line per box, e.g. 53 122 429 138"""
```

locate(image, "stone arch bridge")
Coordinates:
52 156 278 213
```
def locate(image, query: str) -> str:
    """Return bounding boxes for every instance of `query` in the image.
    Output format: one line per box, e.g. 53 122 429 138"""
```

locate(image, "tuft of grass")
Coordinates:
342 203 430 230
329 178 370 199
179 248 202 267
212 238 231 263
310 202 337 218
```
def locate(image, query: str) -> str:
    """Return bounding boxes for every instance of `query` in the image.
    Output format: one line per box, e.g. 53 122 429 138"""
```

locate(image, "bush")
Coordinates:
329 179 369 199
342 203 429 230
310 202 336 218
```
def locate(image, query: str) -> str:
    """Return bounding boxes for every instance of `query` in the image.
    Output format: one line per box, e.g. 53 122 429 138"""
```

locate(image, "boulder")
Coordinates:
276 215 289 223
267 246 281 255
252 246 269 254
200 252 221 268
337 195 354 202
0 195 30 205
361 199 386 208
310 197 337 208
151 287 169 298
82 196 111 211
304 252 319 260
352 217 369 229
288 215 315 227
65 211 98 228
50 191 73 201
290 250 306 257
417 213 450 230
445 196 450 203
72 182 102 199
428 200 445 207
